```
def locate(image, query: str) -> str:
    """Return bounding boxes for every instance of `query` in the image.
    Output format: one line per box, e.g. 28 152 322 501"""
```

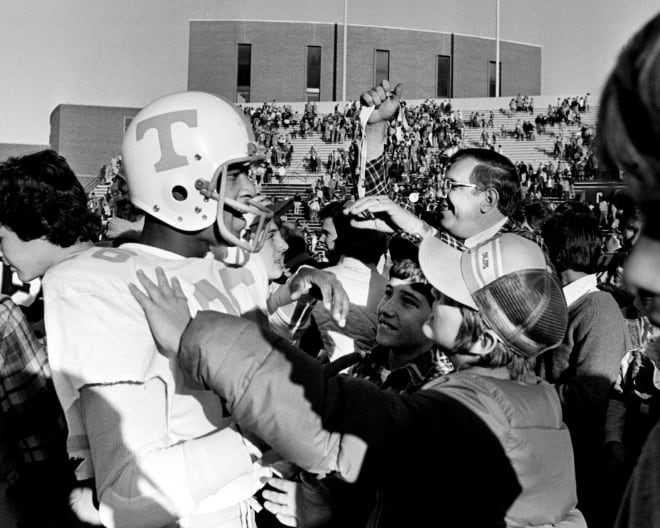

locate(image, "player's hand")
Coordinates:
129 267 192 358
343 195 425 234
263 477 299 527
68 485 103 525
360 80 403 124
289 267 349 327
263 472 333 528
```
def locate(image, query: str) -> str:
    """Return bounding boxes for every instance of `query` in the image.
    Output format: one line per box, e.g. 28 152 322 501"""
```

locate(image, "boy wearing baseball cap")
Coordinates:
130 232 585 527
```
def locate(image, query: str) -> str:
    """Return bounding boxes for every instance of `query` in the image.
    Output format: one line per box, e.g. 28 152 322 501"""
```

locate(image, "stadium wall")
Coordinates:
188 20 541 103
49 104 140 178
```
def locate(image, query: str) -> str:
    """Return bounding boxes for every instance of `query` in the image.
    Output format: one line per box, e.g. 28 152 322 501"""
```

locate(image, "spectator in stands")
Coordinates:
308 145 318 173
303 200 388 364
597 14 660 524
540 207 627 528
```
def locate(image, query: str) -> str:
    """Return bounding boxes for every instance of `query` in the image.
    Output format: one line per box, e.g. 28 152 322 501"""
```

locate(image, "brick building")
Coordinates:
188 20 541 103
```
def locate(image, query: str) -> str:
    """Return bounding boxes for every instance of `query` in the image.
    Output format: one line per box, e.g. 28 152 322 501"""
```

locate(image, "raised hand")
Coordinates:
360 80 403 124
129 267 192 358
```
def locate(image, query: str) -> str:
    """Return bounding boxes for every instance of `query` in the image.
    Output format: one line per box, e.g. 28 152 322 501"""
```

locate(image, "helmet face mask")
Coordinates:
212 159 273 253
121 91 272 251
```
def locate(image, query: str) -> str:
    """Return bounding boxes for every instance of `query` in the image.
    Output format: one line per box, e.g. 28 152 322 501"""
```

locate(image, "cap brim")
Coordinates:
419 235 477 309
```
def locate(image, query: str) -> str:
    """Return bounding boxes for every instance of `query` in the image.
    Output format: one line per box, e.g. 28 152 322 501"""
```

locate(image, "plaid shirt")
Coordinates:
424 217 549 254
349 346 454 393
0 295 67 464
362 152 391 197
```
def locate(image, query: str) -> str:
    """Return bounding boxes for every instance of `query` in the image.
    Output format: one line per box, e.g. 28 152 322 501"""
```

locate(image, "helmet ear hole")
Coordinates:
172 185 188 202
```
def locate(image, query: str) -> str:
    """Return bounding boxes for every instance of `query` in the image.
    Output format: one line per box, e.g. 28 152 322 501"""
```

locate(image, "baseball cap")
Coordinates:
418 233 568 358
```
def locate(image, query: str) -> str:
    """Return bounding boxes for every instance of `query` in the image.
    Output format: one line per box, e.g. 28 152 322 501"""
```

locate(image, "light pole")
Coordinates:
342 0 348 104
495 0 500 97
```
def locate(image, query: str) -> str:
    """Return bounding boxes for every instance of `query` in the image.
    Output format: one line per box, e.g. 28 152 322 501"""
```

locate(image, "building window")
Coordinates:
236 44 252 103
374 49 390 85
488 60 502 97
306 46 321 102
436 55 451 98
123 116 133 134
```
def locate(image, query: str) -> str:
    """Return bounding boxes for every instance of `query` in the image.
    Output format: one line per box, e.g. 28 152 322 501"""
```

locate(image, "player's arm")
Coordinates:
80 379 262 528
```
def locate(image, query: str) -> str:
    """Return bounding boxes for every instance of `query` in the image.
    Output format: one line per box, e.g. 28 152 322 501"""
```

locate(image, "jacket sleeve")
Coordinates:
179 311 419 483
553 294 627 415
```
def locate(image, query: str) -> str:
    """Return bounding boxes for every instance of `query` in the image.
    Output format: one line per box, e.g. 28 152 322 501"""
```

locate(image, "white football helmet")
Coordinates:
121 91 272 251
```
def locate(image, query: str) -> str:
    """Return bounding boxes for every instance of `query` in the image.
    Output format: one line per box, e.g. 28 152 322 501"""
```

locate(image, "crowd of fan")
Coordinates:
233 87 600 211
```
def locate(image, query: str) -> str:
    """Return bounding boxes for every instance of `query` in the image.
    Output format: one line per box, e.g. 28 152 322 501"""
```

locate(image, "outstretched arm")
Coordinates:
129 270 423 484
342 195 436 236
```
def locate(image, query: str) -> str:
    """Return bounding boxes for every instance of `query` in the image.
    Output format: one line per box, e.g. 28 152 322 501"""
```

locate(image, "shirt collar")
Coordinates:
562 273 599 308
464 216 509 248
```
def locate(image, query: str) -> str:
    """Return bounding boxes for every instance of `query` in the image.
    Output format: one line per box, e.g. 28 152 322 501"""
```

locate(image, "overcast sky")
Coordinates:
1 0 658 144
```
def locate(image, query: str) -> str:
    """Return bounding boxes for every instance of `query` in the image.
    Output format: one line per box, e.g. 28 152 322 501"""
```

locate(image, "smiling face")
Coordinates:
438 157 487 239
376 278 433 356
0 226 57 282
259 220 289 280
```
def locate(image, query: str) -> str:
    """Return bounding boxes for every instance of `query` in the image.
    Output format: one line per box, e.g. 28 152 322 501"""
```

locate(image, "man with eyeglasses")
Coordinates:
344 80 546 253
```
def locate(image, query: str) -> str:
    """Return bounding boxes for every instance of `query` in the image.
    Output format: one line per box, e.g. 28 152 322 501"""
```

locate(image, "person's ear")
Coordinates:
468 329 500 357
481 188 500 213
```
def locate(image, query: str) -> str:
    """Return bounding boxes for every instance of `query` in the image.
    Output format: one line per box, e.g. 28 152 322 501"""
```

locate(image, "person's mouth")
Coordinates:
378 318 397 331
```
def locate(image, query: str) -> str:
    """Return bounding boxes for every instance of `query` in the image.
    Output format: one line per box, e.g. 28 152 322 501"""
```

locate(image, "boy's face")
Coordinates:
218 166 258 242
422 293 463 353
0 226 55 282
259 220 289 280
376 278 433 354
320 217 337 252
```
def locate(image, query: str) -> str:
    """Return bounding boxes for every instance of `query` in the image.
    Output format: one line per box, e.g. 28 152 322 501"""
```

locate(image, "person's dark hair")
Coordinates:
553 200 592 216
452 306 535 381
521 199 553 233
0 150 102 246
325 200 387 265
449 148 521 217
541 210 601 274
389 258 434 306
598 13 660 237
318 200 343 222
113 197 145 222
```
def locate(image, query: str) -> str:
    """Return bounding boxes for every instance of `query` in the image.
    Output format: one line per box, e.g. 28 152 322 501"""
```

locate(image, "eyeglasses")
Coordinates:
438 178 479 196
